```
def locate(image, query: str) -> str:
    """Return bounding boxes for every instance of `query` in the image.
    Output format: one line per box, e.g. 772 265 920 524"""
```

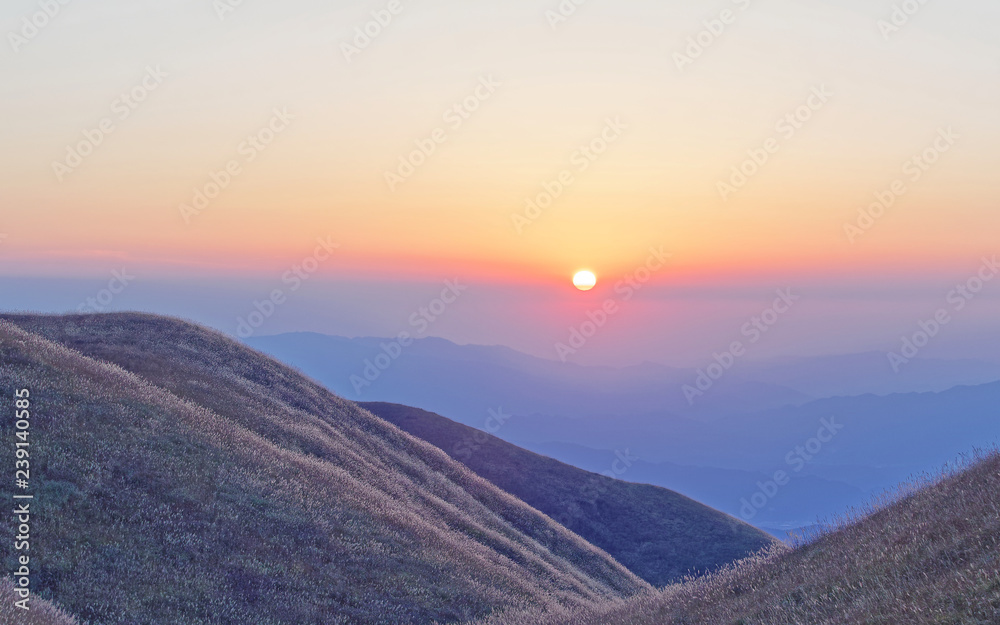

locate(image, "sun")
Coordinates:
572 270 597 291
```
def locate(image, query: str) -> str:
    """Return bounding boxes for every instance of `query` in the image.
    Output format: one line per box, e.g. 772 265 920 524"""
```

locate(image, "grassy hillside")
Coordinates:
0 313 649 624
468 450 1000 624
361 402 774 588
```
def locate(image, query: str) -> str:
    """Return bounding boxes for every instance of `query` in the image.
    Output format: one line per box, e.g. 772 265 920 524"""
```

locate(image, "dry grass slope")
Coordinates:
362 401 775 588
0 313 650 624
468 450 1000 624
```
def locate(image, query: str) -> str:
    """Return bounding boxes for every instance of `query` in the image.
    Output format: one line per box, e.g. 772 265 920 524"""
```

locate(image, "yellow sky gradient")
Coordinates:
1 0 998 289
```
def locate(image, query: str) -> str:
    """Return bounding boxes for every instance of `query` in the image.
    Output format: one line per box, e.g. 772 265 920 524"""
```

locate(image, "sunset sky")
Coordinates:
1 0 998 365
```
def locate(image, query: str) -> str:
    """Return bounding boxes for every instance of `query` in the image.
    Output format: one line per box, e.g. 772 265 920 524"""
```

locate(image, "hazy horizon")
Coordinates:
3 270 1000 367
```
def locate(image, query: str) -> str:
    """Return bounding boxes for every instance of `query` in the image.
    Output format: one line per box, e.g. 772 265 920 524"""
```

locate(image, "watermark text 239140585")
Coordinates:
11 388 34 611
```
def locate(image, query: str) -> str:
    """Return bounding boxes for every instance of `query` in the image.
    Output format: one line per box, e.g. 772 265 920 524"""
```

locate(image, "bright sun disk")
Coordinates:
572 270 597 291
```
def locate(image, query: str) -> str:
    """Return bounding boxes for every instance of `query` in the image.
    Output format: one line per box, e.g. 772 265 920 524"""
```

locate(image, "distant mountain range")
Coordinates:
248 332 1000 527
361 401 773 587
524 441 867 530
247 333 1000 421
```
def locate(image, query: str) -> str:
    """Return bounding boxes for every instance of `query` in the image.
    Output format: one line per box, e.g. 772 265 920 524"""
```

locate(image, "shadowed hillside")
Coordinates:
0 313 649 624
467 450 1000 624
361 402 774 587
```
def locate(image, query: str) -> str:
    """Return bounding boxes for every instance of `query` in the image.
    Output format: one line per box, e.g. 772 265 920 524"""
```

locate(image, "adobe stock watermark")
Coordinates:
844 127 958 243
717 85 832 201
235 236 339 338
51 65 169 182
340 0 409 62
349 280 468 394
555 246 669 362
673 0 754 71
683 288 800 405
878 0 932 41
740 416 844 520
544 0 590 30
512 116 626 234
384 75 501 192
452 408 513 462
179 108 294 225
888 256 999 372
214 0 249 21
8 0 73 55
76 269 136 313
